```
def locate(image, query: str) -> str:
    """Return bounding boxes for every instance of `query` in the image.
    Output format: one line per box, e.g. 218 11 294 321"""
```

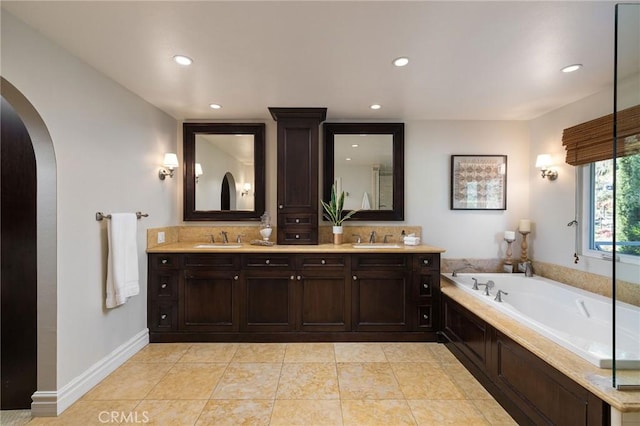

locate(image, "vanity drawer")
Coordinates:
414 254 440 270
279 229 317 245
416 305 433 330
243 254 292 268
150 254 179 270
149 302 177 332
352 254 408 270
183 254 239 269
281 213 316 226
150 270 178 300
298 255 347 269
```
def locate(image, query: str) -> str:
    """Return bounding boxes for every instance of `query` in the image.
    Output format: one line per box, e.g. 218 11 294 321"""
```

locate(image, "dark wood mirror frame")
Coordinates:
183 122 266 221
323 122 404 221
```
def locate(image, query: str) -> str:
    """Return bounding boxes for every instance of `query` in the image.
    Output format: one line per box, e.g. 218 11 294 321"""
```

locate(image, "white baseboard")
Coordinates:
31 328 149 417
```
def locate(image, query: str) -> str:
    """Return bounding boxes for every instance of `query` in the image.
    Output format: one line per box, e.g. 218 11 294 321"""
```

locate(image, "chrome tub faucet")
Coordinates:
494 290 509 302
452 261 474 277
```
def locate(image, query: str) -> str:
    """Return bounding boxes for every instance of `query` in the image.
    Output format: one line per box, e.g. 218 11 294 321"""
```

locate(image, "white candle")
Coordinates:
504 231 515 240
518 219 531 233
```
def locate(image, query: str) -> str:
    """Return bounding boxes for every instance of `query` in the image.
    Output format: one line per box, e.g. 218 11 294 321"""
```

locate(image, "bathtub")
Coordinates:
441 273 640 369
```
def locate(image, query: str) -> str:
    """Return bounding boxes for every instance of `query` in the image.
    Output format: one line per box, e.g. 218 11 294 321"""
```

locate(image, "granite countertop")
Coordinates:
147 242 446 254
440 279 640 413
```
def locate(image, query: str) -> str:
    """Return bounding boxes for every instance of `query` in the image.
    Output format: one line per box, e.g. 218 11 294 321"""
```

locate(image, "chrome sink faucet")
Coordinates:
352 234 362 244
209 234 215 243
383 234 393 243
369 231 376 243
220 231 229 244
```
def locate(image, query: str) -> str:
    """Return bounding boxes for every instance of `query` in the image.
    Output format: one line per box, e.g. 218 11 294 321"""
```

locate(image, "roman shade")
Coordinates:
562 104 640 166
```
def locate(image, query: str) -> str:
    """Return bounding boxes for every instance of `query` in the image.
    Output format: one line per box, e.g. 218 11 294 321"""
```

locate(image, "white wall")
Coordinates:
1 11 178 392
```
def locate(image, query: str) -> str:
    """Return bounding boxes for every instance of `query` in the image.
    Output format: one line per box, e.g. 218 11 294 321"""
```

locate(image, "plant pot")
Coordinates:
332 225 343 245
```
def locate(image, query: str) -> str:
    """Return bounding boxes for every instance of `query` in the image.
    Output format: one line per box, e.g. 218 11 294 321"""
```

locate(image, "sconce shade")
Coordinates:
242 182 252 191
195 163 203 177
163 153 179 169
535 154 552 169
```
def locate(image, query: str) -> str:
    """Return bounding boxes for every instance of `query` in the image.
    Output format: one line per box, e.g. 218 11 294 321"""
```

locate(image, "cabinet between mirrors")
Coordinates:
148 251 440 342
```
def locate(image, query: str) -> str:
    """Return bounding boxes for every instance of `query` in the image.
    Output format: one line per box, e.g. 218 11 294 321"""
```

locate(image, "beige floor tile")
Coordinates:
342 399 416 426
145 363 227 400
408 400 489 425
337 363 404 399
270 400 343 425
284 343 336 362
429 344 460 364
276 363 339 400
445 366 494 400
211 363 282 400
29 400 140 425
83 362 173 400
231 343 286 363
471 399 517 425
392 363 466 400
334 343 387 362
382 343 439 363
195 399 273 426
135 400 206 425
178 343 238 363
128 343 191 363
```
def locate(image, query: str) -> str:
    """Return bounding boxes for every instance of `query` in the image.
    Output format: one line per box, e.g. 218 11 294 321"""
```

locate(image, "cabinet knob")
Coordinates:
423 314 429 320
161 314 167 320
161 259 168 264
423 283 429 289
161 283 167 289
279 205 284 209
297 275 301 281
423 259 430 265
295 218 300 223
353 275 358 281
290 275 295 280
295 234 300 239
265 259 270 265
234 275 239 281
321 259 326 265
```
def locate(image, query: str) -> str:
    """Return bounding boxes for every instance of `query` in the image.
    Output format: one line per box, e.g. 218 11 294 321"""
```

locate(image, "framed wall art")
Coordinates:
450 155 507 210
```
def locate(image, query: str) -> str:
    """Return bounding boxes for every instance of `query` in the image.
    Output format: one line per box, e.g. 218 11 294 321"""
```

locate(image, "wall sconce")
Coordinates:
535 154 558 181
159 153 179 180
241 182 252 196
195 163 203 183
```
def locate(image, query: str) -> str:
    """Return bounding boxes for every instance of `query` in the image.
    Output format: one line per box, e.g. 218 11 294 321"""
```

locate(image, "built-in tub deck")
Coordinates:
441 275 640 414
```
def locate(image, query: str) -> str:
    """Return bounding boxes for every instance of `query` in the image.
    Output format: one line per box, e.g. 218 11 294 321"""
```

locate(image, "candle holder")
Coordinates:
503 238 515 272
519 231 530 263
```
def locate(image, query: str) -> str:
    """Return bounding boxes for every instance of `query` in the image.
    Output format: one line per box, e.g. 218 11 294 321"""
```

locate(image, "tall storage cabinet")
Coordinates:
269 107 327 245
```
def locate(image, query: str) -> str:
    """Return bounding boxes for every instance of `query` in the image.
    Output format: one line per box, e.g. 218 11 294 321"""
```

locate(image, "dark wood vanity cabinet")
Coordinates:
269 107 327 245
148 251 440 341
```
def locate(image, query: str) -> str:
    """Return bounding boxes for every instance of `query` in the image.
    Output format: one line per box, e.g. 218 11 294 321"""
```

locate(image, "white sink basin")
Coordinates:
352 243 402 249
194 244 242 249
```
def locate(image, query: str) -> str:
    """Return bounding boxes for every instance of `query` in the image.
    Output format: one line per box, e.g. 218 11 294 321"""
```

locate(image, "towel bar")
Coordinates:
96 211 149 221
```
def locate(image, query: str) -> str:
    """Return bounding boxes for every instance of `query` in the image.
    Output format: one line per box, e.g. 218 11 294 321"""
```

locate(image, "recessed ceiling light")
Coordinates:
561 64 583 73
209 103 222 109
370 104 381 110
393 57 409 67
346 157 352 161
351 144 359 148
173 55 193 66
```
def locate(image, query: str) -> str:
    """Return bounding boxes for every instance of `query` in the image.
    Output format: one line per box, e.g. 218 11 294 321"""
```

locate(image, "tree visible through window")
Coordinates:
590 154 640 256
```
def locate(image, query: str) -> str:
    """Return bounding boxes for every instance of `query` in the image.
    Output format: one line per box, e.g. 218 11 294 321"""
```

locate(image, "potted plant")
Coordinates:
321 183 357 244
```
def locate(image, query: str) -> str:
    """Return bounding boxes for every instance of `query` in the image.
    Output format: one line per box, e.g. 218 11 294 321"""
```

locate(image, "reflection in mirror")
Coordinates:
323 123 404 221
184 123 265 221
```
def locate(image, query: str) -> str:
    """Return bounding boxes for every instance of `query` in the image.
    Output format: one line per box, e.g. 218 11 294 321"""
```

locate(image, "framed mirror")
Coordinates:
323 123 404 221
183 123 265 221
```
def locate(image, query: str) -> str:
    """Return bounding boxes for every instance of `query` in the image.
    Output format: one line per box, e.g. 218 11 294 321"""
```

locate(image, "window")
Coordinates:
582 153 640 261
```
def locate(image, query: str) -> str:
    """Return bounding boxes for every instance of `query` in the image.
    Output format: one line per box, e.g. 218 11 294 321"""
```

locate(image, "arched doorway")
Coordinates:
221 171 237 211
1 97 37 409
1 78 57 415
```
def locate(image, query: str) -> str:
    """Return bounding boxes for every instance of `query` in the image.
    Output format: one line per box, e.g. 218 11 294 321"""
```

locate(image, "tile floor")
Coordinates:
27 342 516 425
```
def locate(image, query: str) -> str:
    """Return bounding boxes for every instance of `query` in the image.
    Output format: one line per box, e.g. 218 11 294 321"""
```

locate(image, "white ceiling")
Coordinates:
2 1 622 121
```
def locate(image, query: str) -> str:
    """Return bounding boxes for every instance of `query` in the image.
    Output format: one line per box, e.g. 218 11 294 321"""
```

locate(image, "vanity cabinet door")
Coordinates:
180 269 240 332
351 269 410 332
243 269 296 332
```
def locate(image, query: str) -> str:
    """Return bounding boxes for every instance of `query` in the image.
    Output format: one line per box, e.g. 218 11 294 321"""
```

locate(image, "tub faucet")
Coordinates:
452 262 474 277
494 290 509 302
477 280 495 296
471 278 479 290
220 231 229 244
524 262 533 277
369 231 376 243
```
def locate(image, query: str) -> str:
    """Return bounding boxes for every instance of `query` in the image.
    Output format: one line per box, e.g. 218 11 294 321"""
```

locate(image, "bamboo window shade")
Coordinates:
562 104 640 166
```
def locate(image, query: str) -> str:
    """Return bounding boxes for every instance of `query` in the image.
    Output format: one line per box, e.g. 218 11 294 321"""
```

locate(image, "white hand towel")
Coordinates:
361 192 371 209
106 213 139 308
